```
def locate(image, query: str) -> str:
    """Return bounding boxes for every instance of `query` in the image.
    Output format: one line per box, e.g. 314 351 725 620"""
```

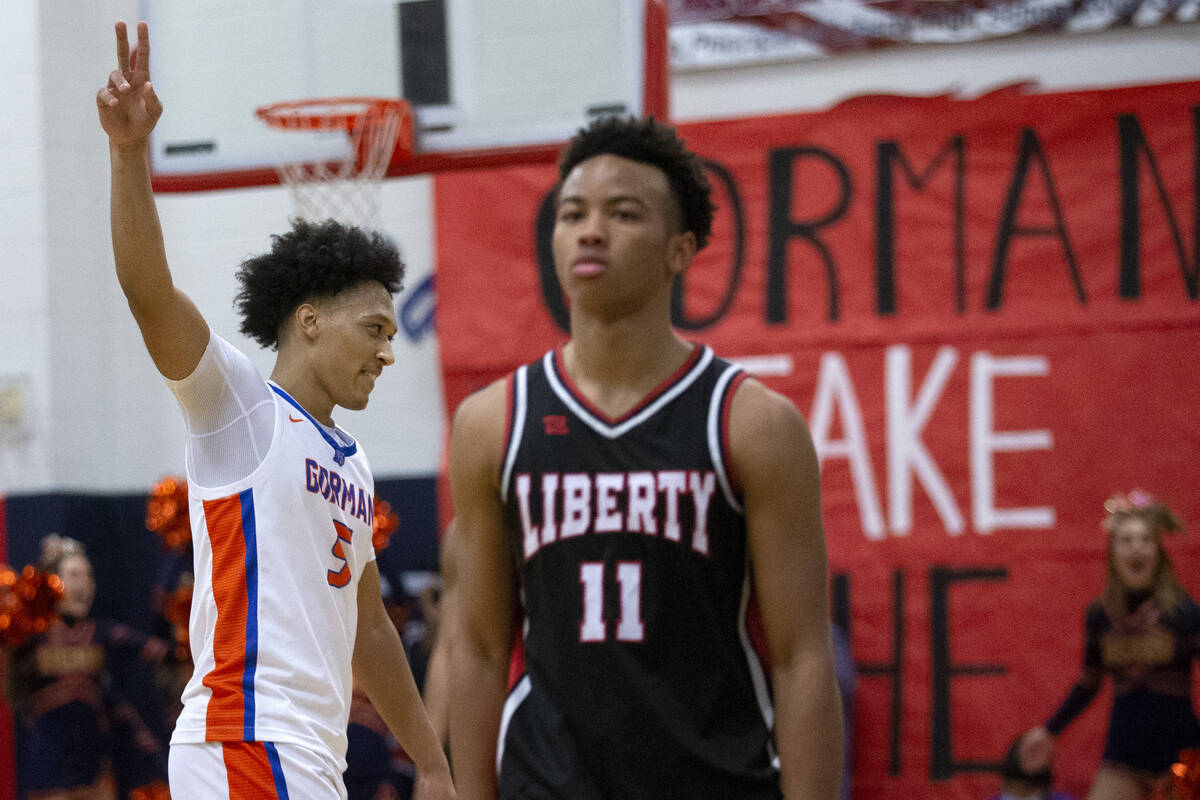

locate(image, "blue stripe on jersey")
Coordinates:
270 383 358 462
265 742 291 799
240 488 260 741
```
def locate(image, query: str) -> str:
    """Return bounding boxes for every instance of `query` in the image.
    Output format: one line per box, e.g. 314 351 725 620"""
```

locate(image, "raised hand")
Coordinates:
96 21 162 146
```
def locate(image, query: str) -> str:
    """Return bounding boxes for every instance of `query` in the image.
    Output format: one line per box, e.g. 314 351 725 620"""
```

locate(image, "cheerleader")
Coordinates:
7 536 170 800
1021 491 1200 800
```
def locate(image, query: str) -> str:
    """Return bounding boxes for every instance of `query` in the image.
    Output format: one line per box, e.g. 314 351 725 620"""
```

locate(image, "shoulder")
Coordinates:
730 373 805 424
1175 591 1199 612
168 330 248 382
1167 592 1200 630
452 376 510 434
167 330 269 406
724 375 820 507
1084 599 1112 629
448 376 512 485
727 376 814 462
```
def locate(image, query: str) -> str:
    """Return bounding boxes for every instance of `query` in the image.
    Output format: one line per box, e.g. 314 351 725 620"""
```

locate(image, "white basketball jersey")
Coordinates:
170 381 376 771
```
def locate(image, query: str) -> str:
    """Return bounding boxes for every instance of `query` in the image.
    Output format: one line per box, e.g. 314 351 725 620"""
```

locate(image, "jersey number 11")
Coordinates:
579 561 644 643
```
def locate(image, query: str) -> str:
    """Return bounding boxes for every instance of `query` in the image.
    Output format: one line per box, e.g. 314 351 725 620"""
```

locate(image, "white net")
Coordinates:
257 98 410 233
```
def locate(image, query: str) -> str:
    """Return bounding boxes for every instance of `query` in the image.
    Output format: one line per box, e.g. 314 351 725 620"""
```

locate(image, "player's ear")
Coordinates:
666 230 697 277
293 302 321 341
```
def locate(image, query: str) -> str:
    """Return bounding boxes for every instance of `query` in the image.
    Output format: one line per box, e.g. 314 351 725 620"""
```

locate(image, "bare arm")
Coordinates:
353 561 455 800
447 382 518 799
422 519 461 751
731 379 844 800
98 21 208 380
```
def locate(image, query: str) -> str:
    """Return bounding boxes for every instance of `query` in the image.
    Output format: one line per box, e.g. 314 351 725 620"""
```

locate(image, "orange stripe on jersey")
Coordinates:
203 493 253 739
222 742 282 799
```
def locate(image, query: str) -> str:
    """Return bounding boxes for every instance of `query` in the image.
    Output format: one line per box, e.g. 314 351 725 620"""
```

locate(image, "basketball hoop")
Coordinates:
255 97 413 233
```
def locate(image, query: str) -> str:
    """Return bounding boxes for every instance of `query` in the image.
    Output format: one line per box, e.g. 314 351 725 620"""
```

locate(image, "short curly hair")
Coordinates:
557 116 715 250
234 219 404 349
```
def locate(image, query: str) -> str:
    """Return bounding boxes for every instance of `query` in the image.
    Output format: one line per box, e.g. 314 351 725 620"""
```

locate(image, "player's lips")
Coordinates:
572 255 607 276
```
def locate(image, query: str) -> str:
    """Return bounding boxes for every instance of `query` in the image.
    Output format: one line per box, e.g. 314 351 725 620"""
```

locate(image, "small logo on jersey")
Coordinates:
289 414 304 423
543 415 569 435
333 449 346 466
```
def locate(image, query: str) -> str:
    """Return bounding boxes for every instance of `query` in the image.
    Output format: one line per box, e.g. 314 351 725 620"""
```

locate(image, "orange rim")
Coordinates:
254 97 409 132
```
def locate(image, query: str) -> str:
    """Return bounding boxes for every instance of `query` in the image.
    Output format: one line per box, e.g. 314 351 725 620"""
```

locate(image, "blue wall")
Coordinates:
3 476 441 630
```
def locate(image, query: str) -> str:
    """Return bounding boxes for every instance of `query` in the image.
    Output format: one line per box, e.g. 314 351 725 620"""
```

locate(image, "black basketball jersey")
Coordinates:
496 344 782 800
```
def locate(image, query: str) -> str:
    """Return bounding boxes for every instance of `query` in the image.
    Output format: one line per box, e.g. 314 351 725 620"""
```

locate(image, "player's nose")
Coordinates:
577 210 606 244
378 339 395 366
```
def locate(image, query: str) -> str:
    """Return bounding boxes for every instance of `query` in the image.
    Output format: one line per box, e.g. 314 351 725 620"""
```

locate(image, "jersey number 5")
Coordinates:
579 561 644 643
327 520 354 588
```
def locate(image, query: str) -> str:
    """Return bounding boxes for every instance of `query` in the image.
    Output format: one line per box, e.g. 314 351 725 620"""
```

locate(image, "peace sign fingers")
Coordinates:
115 21 151 81
129 21 151 79
115 20 132 76
98 20 162 145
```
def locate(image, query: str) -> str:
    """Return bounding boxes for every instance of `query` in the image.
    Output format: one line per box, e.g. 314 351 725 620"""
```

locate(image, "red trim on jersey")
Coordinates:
721 371 750 499
551 343 704 425
203 495 251 739
507 626 525 691
222 742 282 798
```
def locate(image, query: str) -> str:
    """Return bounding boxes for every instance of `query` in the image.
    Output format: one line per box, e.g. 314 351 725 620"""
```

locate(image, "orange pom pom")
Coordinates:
1172 748 1200 800
0 565 63 650
130 780 171 800
146 476 191 552
372 500 400 553
164 578 194 662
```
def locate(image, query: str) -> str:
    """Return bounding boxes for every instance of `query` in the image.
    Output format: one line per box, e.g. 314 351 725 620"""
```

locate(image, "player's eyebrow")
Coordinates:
605 195 649 207
559 193 649 208
363 311 398 331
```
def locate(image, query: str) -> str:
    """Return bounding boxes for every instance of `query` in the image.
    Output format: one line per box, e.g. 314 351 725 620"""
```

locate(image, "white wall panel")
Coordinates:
0 0 49 493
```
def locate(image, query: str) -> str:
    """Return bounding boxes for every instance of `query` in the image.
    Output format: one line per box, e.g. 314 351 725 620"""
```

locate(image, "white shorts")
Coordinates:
169 741 346 800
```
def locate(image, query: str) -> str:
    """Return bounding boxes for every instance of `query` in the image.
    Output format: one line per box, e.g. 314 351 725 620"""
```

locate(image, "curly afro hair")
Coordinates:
234 219 404 350
557 116 715 250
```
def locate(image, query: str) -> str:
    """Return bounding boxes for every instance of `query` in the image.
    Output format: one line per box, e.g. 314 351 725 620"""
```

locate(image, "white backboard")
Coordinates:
143 0 664 190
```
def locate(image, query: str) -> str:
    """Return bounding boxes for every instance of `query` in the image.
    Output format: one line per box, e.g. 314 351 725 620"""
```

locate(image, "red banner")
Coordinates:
434 81 1200 799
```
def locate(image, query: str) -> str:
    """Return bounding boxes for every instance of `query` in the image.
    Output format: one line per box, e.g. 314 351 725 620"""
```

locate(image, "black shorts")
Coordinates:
1103 689 1200 775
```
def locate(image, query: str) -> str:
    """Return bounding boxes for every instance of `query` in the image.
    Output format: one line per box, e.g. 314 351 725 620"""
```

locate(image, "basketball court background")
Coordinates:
0 1 1198 798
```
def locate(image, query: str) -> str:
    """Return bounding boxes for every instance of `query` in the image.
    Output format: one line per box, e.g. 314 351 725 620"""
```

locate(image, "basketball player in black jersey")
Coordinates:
447 117 844 799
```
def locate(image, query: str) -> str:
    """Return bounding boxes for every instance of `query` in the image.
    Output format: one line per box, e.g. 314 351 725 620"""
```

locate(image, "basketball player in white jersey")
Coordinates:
97 21 454 800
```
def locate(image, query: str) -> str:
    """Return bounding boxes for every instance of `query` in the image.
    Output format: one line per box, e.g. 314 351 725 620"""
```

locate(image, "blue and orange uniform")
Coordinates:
166 334 378 797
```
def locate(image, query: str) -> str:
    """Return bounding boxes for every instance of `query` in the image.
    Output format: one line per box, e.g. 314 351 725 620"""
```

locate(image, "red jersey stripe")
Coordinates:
222 742 281 799
203 494 251 739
